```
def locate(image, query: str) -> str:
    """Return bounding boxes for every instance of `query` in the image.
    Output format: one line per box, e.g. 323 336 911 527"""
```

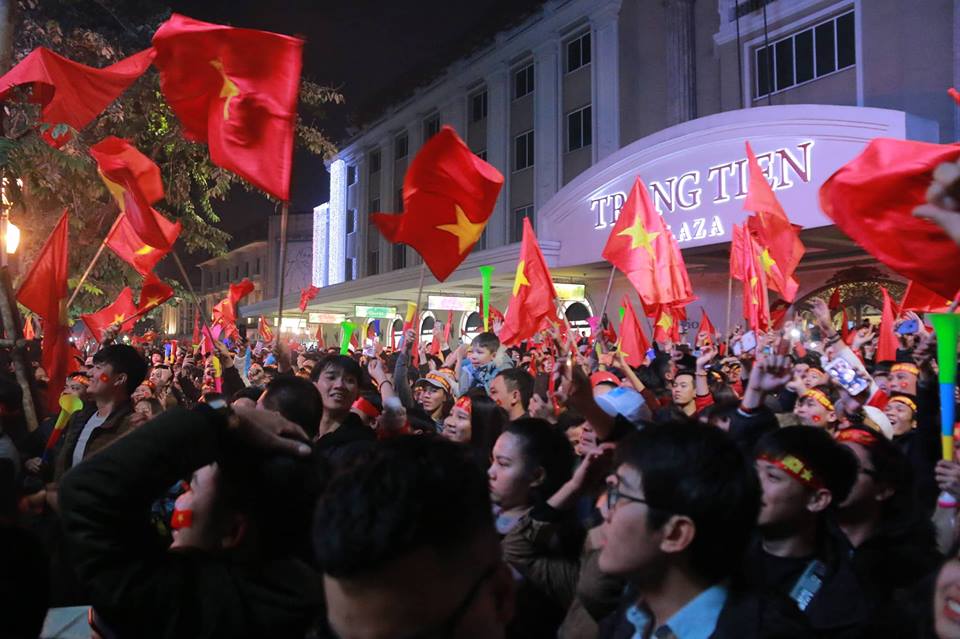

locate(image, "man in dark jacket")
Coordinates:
597 421 810 639
59 402 324 639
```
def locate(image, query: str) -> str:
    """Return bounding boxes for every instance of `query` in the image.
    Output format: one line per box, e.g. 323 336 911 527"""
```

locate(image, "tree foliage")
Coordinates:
2 0 343 319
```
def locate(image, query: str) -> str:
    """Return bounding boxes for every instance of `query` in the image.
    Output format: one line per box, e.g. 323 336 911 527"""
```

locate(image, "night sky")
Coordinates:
166 0 545 242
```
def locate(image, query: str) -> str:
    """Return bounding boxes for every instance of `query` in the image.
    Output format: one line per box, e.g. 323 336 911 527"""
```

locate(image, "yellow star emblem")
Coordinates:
113 313 126 324
98 170 127 211
617 217 660 258
135 245 155 256
657 313 672 329
749 276 760 304
143 297 162 309
436 204 484 254
210 59 240 120
759 248 777 274
512 260 530 296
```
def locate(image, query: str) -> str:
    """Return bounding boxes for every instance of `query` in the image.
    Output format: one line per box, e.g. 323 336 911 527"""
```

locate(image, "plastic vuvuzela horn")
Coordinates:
930 313 960 460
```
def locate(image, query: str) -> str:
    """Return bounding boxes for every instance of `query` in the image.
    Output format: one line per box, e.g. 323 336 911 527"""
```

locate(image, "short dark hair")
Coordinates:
261 376 323 438
496 367 535 411
310 354 363 385
755 426 858 504
615 421 761 582
503 418 575 503
472 331 500 353
231 385 264 404
465 388 507 464
673 369 696 384
313 437 494 578
92 345 147 395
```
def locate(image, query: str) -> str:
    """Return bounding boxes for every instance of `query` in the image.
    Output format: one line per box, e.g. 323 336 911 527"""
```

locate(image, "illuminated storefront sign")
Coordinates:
309 312 346 324
428 295 478 312
554 283 586 300
355 305 397 319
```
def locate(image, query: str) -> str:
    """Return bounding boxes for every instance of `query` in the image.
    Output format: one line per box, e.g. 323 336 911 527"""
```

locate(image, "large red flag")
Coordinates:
16 211 74 412
618 295 650 368
741 228 770 332
258 315 274 343
229 278 255 306
819 138 960 299
81 287 139 342
652 306 682 344
371 127 504 281
137 272 174 313
729 223 746 282
877 287 899 363
602 177 696 308
106 210 180 276
152 14 303 201
90 137 171 251
744 142 803 302
500 218 558 346
900 280 956 313
299 285 320 312
0 47 155 147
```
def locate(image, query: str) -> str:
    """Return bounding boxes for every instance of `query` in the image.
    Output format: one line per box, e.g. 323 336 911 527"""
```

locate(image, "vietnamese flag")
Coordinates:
652 306 681 344
106 210 180 276
698 308 717 341
23 316 35 340
900 279 957 313
315 324 325 349
828 288 842 311
152 14 303 201
729 223 746 282
259 316 274 343
618 295 650 368
137 272 174 313
820 138 960 299
229 278 255 306
602 177 696 308
90 137 171 251
741 227 770 332
0 47 155 147
371 127 504 282
770 299 791 331
81 287 138 343
877 287 899 363
744 142 803 302
500 218 558 346
299 285 320 312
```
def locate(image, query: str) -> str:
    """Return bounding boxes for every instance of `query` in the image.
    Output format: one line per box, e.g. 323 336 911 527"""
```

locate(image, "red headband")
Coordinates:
835 428 878 447
454 395 472 415
352 397 381 419
758 453 824 490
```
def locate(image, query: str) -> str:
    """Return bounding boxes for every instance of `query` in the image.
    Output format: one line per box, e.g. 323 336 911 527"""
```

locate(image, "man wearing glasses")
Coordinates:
596 421 810 638
314 436 516 639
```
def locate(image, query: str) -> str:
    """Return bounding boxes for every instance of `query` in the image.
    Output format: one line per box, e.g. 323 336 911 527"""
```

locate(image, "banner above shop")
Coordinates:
538 105 936 267
428 295 478 312
309 312 346 324
355 305 397 319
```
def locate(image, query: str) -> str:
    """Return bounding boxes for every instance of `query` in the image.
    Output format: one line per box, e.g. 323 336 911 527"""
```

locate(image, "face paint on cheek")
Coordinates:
812 415 822 423
99 373 110 383
171 509 193 530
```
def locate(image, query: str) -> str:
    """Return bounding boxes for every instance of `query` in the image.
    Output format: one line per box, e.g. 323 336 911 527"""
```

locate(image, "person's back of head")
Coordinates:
314 436 513 639
600 421 760 584
93 344 148 397
261 376 323 438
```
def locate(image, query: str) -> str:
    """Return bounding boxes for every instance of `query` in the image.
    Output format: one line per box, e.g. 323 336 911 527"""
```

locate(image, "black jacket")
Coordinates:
58 408 323 639
598 586 811 639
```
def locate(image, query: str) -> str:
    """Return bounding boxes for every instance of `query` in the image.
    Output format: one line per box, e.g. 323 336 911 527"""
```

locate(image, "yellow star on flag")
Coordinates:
759 248 777 274
617 217 660 258
749 276 760 304
436 204 484 254
210 59 240 120
113 313 126 325
657 313 672 329
98 170 127 211
143 297 162 309
135 245 155 256
512 260 530 296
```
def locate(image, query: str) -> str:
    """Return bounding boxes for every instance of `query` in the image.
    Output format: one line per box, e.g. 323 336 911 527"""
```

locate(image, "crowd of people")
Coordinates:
0 290 959 638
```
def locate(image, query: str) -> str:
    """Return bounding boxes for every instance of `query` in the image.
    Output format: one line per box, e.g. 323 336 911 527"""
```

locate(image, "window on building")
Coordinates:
395 132 409 159
424 114 441 141
347 165 357 185
566 32 591 72
514 130 534 171
514 63 534 99
255 258 261 275
370 197 381 214
369 149 381 174
755 11 855 99
567 105 592 151
511 206 534 244
233 266 239 280
392 244 406 270
476 149 487 162
347 209 356 234
470 90 488 122
396 188 404 211
345 257 355 282
367 237 380 276
244 262 249 277
216 271 221 286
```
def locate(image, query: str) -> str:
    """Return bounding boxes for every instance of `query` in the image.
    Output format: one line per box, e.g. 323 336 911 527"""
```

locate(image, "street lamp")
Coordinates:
4 221 19 254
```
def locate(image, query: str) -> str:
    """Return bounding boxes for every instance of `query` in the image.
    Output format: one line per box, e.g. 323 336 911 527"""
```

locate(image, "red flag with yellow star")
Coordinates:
90 137 172 252
651 306 682 344
500 218 558 346
617 295 650 368
152 14 303 201
106 210 181 276
740 226 770 332
259 315 274 343
137 272 174 313
744 142 803 302
81 287 139 343
601 177 696 309
16 211 77 412
900 279 957 313
0 47 155 147
371 126 504 282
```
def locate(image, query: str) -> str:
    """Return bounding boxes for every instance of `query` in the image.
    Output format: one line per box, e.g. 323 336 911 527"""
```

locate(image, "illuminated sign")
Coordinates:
588 141 814 244
554 283 586 300
355 305 397 319
309 312 346 324
428 295 478 312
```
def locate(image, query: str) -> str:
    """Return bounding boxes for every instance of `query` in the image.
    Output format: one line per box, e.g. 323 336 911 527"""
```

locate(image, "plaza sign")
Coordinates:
554 283 586 300
309 312 346 324
428 295 478 312
355 305 397 319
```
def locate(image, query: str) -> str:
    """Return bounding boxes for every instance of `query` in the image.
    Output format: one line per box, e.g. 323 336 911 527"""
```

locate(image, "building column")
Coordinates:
591 2 622 162
407 119 424 266
353 155 366 280
533 35 561 219
443 90 468 138
379 136 395 275
665 0 697 126
485 63 509 247
327 158 347 285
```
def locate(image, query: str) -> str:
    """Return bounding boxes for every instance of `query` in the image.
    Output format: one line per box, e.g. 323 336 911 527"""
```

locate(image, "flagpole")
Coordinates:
172 250 215 337
597 265 616 321
276 202 290 335
414 260 427 316
725 275 733 340
67 214 123 309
